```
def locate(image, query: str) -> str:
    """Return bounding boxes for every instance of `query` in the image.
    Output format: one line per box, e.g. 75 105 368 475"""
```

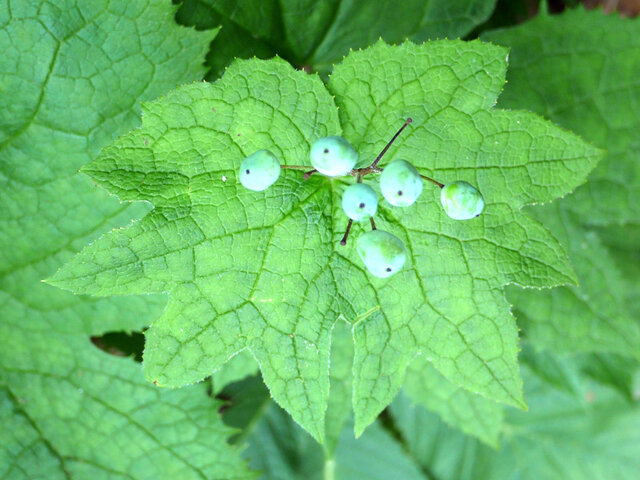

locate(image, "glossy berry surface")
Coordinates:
239 149 281 191
440 181 484 220
342 183 378 221
379 159 423 207
310 136 358 176
356 230 406 278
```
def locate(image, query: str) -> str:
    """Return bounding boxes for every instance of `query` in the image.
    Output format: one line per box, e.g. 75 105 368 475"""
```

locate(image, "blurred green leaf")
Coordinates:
237 401 429 480
484 7 640 358
212 350 259 394
403 356 503 447
176 0 498 78
0 0 250 477
390 348 640 480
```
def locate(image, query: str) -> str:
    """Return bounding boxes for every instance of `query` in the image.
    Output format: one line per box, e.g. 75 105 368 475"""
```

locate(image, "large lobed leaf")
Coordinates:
50 39 600 441
483 7 640 359
0 0 250 477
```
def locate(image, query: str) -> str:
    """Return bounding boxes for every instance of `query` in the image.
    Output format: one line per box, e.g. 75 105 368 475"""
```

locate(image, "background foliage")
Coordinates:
1 1 638 479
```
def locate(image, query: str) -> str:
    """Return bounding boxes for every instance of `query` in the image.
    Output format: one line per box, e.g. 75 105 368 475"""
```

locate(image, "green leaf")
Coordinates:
212 350 259 394
0 0 249 477
304 0 499 69
327 40 599 433
174 0 279 80
1 330 253 479
403 356 503 447
330 418 429 480
390 348 640 480
0 387 66 480
50 57 341 442
218 375 429 479
577 353 640 401
485 7 640 226
324 320 355 456
211 320 354 453
507 204 640 358
50 40 599 441
596 222 640 317
605 229 640 318
239 402 429 480
483 8 640 358
177 0 498 78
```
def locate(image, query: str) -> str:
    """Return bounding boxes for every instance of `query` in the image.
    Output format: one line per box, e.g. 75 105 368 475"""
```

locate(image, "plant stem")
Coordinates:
323 458 336 480
340 219 353 245
281 165 314 171
281 119 447 189
420 174 444 188
370 117 412 169
303 168 317 179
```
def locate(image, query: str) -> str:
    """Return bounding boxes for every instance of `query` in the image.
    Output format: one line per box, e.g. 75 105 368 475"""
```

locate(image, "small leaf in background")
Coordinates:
483 7 640 359
221 375 429 480
0 387 66 480
390 347 640 480
50 38 600 441
176 0 499 78
0 0 250 477
212 350 260 394
486 7 640 224
403 355 504 447
599 223 640 318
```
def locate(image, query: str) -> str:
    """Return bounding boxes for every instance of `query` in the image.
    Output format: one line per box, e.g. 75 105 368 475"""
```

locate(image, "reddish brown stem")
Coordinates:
370 118 412 169
340 219 353 245
303 169 317 179
420 174 444 188
281 165 313 171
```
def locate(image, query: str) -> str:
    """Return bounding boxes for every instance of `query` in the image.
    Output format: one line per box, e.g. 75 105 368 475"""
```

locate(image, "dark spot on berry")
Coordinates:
246 169 250 174
359 202 365 208
324 148 329 154
476 214 480 217
386 267 392 272
397 190 403 196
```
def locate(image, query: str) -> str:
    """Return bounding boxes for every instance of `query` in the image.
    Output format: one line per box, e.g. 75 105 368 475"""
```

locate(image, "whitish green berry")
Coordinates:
356 230 406 278
239 150 281 191
379 159 423 207
310 136 358 176
342 184 378 221
440 181 484 220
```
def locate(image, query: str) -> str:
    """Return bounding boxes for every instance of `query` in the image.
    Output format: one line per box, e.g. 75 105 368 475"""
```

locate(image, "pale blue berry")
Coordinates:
239 150 281 191
356 230 406 278
342 184 378 221
440 181 484 220
379 159 423 207
310 136 358 177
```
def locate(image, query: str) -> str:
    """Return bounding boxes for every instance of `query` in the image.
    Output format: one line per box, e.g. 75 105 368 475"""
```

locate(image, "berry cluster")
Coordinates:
238 119 484 278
